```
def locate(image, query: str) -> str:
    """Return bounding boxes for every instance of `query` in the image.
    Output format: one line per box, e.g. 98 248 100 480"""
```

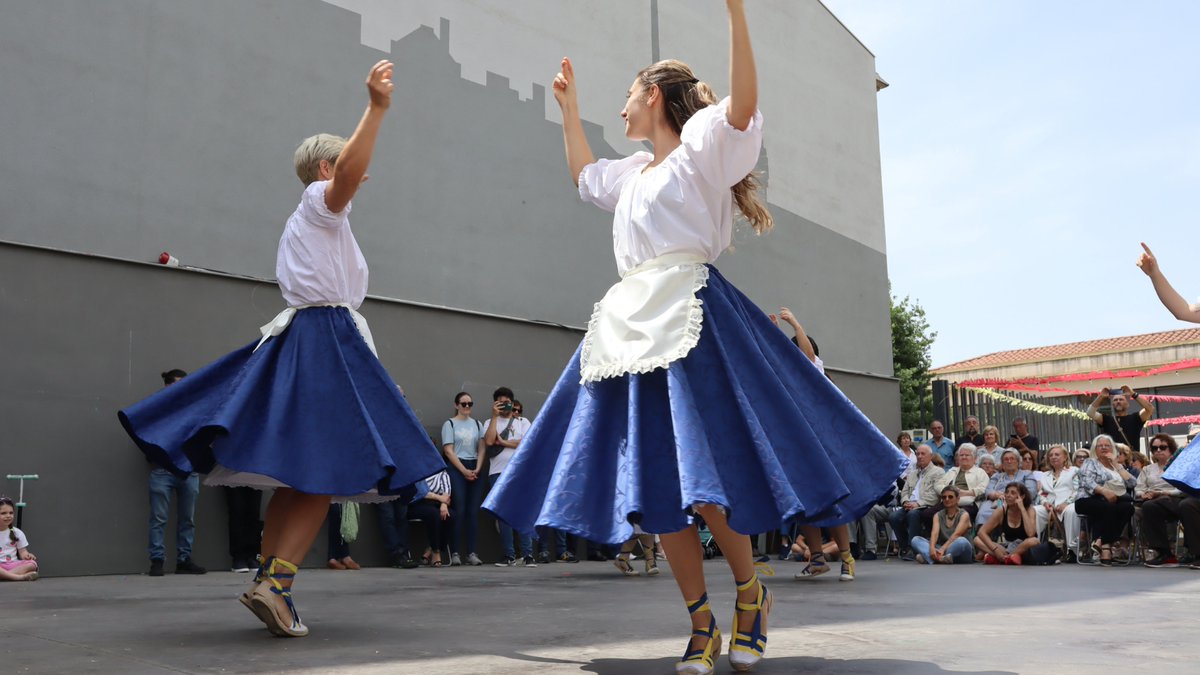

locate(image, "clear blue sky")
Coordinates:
820 0 1200 368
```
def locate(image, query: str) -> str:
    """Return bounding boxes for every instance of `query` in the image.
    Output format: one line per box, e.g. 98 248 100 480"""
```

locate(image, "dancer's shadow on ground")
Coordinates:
578 655 1015 674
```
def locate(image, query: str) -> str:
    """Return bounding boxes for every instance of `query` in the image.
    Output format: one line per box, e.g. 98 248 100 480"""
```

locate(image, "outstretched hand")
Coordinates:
552 57 578 109
1136 242 1158 277
367 60 395 110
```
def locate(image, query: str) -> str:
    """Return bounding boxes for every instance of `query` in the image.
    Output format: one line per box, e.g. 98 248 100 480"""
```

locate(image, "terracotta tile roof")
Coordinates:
933 328 1200 373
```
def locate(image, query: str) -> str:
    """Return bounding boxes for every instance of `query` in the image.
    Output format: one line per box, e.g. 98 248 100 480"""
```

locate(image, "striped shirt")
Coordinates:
426 470 452 496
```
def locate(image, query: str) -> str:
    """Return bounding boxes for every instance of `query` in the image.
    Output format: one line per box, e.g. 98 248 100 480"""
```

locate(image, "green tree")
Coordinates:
891 290 937 430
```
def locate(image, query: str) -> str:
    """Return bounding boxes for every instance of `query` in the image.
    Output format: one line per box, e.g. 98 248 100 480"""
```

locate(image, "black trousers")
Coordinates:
327 503 349 560
410 500 452 555
1140 496 1200 554
223 487 262 562
1075 495 1134 544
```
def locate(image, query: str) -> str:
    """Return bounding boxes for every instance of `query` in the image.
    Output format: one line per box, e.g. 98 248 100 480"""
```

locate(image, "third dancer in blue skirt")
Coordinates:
484 2 906 673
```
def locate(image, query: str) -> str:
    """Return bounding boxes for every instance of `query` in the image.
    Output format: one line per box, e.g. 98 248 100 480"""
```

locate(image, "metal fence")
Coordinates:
930 380 1132 456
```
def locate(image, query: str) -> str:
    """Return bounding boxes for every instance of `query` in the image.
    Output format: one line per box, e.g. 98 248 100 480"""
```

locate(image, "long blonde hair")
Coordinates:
637 59 773 235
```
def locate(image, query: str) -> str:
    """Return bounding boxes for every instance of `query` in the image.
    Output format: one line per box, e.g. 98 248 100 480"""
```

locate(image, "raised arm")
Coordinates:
1124 385 1155 423
325 60 395 214
725 0 758 131
1138 243 1200 323
1085 388 1109 425
1021 505 1038 538
553 57 596 185
779 307 816 362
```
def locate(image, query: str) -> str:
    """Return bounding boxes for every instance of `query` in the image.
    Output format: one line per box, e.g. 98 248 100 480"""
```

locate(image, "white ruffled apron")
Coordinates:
579 252 710 383
254 302 377 356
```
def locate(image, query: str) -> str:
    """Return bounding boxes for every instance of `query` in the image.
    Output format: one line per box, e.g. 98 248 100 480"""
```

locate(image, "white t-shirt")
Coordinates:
0 528 29 563
276 180 369 308
486 415 533 476
578 97 763 276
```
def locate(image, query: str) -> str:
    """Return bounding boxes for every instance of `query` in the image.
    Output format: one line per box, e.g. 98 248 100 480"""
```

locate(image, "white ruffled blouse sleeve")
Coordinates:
298 180 350 229
678 96 763 188
577 152 652 212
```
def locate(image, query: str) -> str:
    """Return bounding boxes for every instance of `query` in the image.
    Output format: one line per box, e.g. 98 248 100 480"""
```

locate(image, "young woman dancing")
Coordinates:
118 61 445 637
484 3 905 672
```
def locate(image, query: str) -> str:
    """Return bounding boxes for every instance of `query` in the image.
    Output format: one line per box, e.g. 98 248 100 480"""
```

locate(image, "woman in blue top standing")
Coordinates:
484 3 905 673
441 392 487 566
118 61 445 638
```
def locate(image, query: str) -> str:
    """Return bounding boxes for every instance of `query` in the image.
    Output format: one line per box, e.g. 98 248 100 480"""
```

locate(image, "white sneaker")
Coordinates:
449 553 462 567
466 552 483 566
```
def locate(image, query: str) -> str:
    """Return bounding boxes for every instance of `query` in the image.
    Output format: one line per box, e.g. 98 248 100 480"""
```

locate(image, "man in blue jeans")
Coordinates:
147 369 206 576
887 444 944 560
483 387 536 566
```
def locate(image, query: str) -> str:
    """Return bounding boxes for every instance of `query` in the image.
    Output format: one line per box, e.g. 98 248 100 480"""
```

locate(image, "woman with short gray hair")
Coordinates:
117 61 446 637
1075 434 1136 565
979 453 997 477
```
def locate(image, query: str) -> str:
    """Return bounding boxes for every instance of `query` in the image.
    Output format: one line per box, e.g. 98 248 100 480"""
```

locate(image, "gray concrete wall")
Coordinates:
0 242 899 576
0 242 584 576
0 0 893 376
827 369 902 440
0 0 900 575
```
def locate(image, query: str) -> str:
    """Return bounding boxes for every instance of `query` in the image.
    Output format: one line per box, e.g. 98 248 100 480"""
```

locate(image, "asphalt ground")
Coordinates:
2 556 1198 674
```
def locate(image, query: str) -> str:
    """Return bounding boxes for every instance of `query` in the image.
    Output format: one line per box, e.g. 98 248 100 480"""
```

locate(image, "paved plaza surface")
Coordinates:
3 558 1198 674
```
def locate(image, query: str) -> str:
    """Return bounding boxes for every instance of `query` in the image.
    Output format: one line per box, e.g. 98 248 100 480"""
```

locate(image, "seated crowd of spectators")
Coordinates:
844 408 1200 569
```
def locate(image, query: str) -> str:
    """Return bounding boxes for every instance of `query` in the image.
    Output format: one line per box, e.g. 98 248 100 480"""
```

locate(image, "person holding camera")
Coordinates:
1009 418 1039 457
483 387 535 566
1086 386 1152 454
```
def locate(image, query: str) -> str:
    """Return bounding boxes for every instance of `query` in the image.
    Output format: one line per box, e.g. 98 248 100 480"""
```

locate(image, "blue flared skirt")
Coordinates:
1165 435 1200 497
118 306 445 501
483 266 908 545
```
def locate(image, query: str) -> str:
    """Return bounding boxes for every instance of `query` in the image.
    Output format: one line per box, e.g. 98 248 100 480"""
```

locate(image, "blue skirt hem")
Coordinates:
483 266 906 546
117 307 445 499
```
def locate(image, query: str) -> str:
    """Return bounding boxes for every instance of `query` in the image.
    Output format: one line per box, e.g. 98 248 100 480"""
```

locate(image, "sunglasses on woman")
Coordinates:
458 401 474 408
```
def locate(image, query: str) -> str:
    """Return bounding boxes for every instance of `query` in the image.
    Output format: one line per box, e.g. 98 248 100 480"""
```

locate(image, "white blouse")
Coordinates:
1038 467 1079 507
276 180 368 308
578 97 764 276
